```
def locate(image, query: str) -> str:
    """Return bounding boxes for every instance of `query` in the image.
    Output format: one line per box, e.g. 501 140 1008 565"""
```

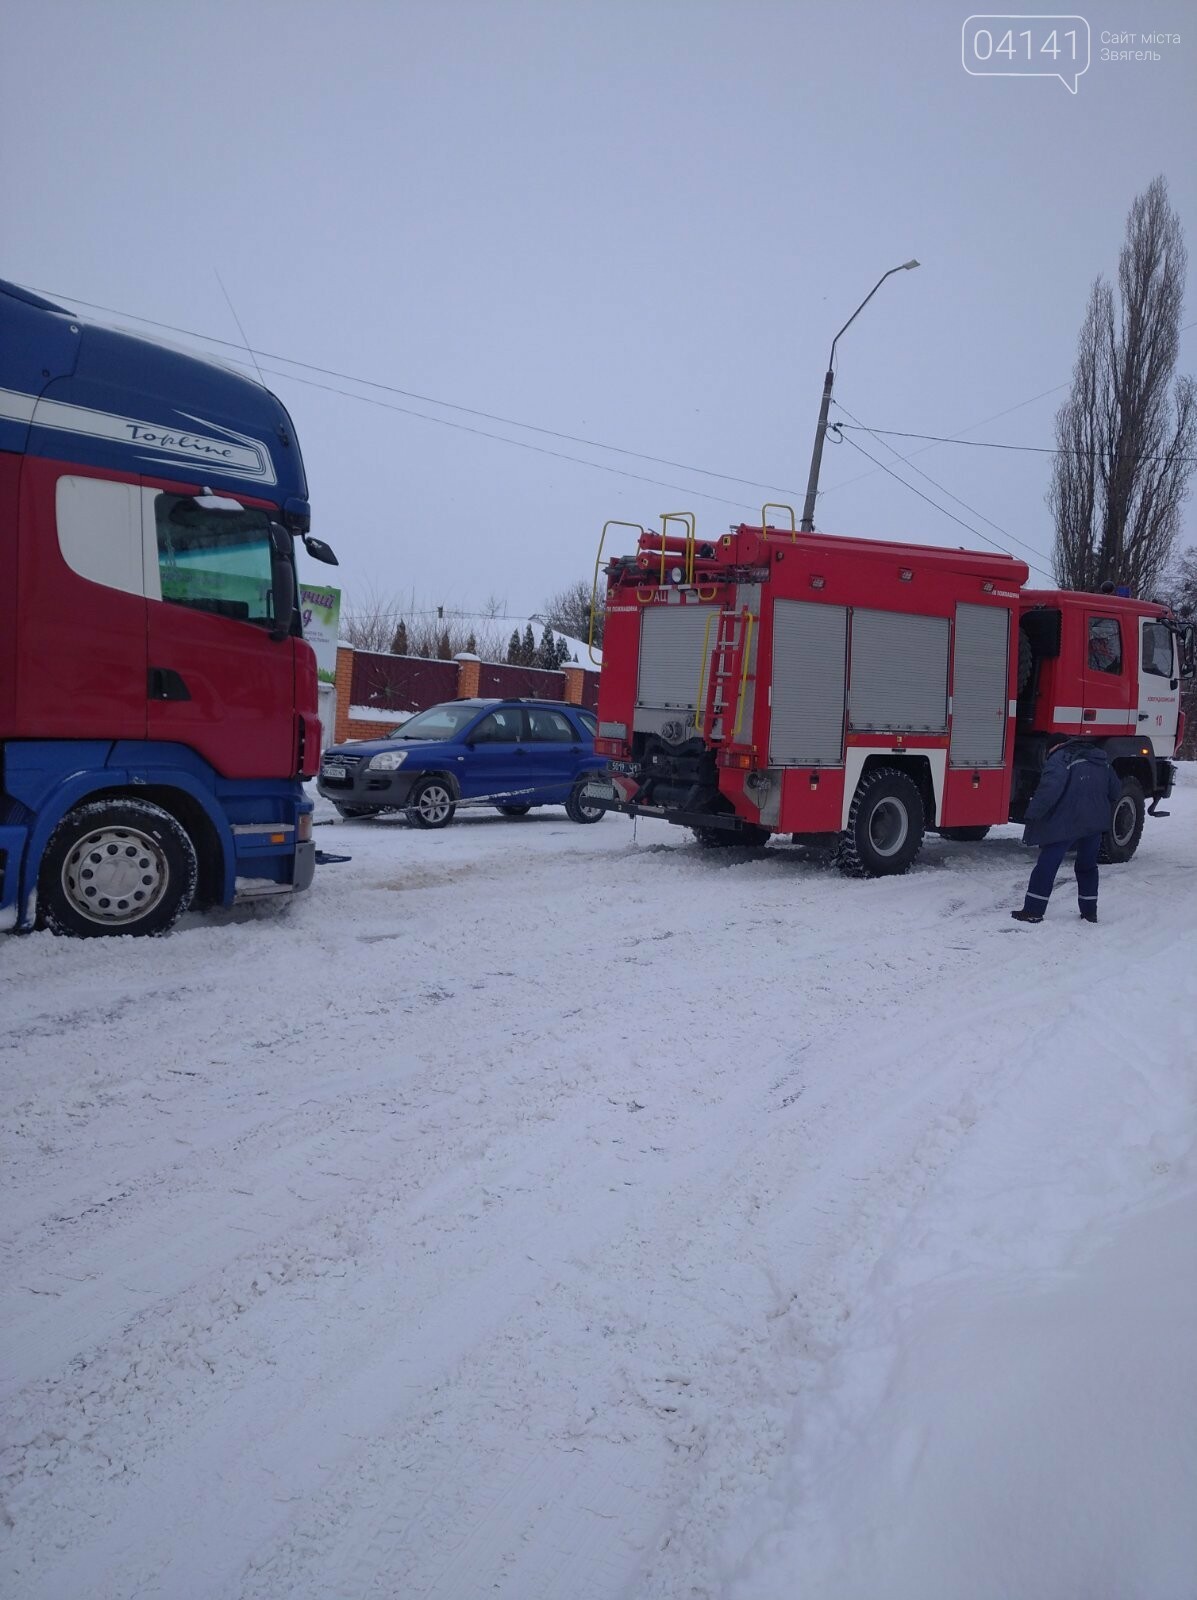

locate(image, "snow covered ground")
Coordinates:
3 772 1195 1600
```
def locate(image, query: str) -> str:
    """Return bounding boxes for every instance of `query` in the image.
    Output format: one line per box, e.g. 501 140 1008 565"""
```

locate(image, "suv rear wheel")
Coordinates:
565 779 605 824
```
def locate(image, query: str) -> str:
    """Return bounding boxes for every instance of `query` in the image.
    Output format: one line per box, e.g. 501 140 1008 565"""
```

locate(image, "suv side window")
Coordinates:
576 710 598 736
1141 622 1174 678
526 708 575 742
471 708 524 742
1088 617 1122 674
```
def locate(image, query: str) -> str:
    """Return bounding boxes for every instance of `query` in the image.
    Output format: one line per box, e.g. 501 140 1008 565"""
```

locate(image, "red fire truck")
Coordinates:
587 513 1193 876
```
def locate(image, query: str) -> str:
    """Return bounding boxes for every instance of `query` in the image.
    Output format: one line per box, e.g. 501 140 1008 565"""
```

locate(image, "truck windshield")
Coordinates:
153 493 280 626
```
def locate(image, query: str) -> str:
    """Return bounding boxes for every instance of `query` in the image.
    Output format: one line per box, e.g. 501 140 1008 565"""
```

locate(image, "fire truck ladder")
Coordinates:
699 608 755 743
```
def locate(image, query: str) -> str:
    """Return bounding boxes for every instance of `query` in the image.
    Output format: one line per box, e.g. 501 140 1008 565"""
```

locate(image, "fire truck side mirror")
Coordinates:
1180 624 1196 678
268 523 297 642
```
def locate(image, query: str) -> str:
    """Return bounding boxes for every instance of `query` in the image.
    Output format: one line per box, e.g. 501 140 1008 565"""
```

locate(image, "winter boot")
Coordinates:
1010 906 1043 924
1078 902 1098 923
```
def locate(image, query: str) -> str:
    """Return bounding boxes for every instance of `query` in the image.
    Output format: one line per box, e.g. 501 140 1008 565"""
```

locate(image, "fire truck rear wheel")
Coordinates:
39 798 198 937
1099 774 1145 864
839 768 926 878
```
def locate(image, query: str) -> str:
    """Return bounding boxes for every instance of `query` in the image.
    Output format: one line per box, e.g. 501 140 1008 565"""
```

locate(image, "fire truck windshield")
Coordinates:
154 493 284 628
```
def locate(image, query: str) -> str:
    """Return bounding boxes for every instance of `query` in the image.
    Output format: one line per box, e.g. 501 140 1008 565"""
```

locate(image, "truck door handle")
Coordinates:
1138 713 1149 721
148 667 191 701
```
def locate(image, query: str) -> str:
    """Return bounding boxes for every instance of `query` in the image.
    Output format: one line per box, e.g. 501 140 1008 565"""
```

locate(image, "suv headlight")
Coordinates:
367 750 408 771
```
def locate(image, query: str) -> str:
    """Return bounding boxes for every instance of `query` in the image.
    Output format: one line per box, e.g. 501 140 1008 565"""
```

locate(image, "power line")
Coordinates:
19 281 807 501
829 427 1055 583
834 420 1195 463
831 400 1054 572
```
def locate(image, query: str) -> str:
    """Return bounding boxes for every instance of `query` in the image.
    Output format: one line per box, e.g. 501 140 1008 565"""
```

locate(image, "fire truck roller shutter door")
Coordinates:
769 600 848 765
634 603 719 729
950 603 1010 769
848 609 949 733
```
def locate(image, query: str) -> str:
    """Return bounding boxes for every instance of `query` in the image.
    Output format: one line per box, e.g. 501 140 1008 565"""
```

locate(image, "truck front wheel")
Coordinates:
39 799 198 937
839 768 926 877
1099 775 1145 864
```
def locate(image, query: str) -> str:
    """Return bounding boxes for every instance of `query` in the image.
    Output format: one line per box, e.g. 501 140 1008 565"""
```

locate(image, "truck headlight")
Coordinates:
368 750 408 771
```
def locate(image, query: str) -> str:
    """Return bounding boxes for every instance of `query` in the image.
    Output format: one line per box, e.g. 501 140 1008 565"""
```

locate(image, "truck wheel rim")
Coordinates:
417 786 452 823
61 826 169 926
868 798 909 858
1112 795 1136 846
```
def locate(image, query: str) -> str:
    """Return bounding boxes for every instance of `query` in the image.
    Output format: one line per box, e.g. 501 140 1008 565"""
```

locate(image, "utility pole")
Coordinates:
800 260 920 533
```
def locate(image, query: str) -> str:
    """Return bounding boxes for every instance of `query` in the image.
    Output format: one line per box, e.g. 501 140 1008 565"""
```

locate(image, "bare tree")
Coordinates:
542 577 604 648
1050 176 1197 596
342 588 402 653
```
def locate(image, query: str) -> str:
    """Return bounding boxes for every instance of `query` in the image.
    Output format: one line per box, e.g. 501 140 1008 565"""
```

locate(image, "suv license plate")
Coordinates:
322 764 347 780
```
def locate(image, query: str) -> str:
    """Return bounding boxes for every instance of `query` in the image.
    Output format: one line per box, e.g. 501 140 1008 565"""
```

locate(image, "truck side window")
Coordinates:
1088 617 1122 674
1141 622 1173 678
153 494 275 626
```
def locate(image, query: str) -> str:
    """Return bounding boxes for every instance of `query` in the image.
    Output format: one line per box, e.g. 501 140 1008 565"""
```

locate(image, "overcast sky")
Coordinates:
3 0 1194 620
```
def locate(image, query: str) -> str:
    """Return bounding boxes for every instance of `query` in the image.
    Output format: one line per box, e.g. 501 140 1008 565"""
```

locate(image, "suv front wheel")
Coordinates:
405 777 457 830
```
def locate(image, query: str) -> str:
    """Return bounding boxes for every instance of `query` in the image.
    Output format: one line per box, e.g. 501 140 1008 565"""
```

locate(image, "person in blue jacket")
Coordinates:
1012 737 1122 923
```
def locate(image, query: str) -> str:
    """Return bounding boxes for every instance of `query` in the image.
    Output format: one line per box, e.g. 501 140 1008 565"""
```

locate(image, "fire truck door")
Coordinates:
1136 616 1180 756
1080 612 1135 734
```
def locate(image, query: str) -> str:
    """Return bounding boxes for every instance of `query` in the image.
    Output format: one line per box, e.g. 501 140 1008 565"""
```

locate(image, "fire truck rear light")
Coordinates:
595 737 627 757
810 575 825 589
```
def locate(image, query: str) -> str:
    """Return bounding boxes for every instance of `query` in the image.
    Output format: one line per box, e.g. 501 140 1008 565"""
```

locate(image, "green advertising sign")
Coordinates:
300 585 342 683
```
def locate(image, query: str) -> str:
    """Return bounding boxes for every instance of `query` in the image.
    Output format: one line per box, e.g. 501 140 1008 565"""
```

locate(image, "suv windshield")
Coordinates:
153 493 280 627
391 704 483 741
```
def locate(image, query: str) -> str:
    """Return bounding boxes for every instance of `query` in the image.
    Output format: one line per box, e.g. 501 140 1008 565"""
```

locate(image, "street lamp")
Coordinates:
799 259 920 533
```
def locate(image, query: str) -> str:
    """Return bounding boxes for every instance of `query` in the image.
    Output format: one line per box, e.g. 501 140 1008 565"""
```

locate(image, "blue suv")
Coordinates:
317 699 608 828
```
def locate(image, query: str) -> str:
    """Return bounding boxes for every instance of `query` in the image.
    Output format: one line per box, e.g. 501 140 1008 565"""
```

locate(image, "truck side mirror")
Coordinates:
269 523 296 642
1181 624 1196 679
302 535 338 566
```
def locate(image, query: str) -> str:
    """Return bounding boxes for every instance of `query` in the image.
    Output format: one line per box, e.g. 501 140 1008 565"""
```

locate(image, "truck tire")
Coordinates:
838 767 926 878
565 779 605 824
1017 626 1034 695
1099 775 1145 864
692 823 770 848
405 777 456 829
39 798 198 937
939 825 991 842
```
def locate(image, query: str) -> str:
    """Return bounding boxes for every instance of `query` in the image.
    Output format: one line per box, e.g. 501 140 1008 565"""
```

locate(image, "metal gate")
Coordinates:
949 603 1010 768
769 600 847 765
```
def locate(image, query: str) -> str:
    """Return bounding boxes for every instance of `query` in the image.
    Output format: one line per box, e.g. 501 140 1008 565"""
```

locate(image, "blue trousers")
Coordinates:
1025 833 1102 910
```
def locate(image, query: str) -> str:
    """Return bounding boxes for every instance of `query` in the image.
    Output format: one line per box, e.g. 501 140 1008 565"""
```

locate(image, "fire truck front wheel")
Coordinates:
1099 774 1146 864
839 768 926 878
39 798 198 937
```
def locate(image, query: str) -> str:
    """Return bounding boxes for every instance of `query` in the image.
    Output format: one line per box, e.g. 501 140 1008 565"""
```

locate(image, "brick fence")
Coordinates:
333 646 600 744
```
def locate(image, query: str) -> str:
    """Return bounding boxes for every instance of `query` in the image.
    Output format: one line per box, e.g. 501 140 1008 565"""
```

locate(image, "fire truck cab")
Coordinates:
589 516 1190 876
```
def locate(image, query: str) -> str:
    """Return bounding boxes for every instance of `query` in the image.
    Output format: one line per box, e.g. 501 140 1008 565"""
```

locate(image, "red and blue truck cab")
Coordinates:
0 279 336 935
